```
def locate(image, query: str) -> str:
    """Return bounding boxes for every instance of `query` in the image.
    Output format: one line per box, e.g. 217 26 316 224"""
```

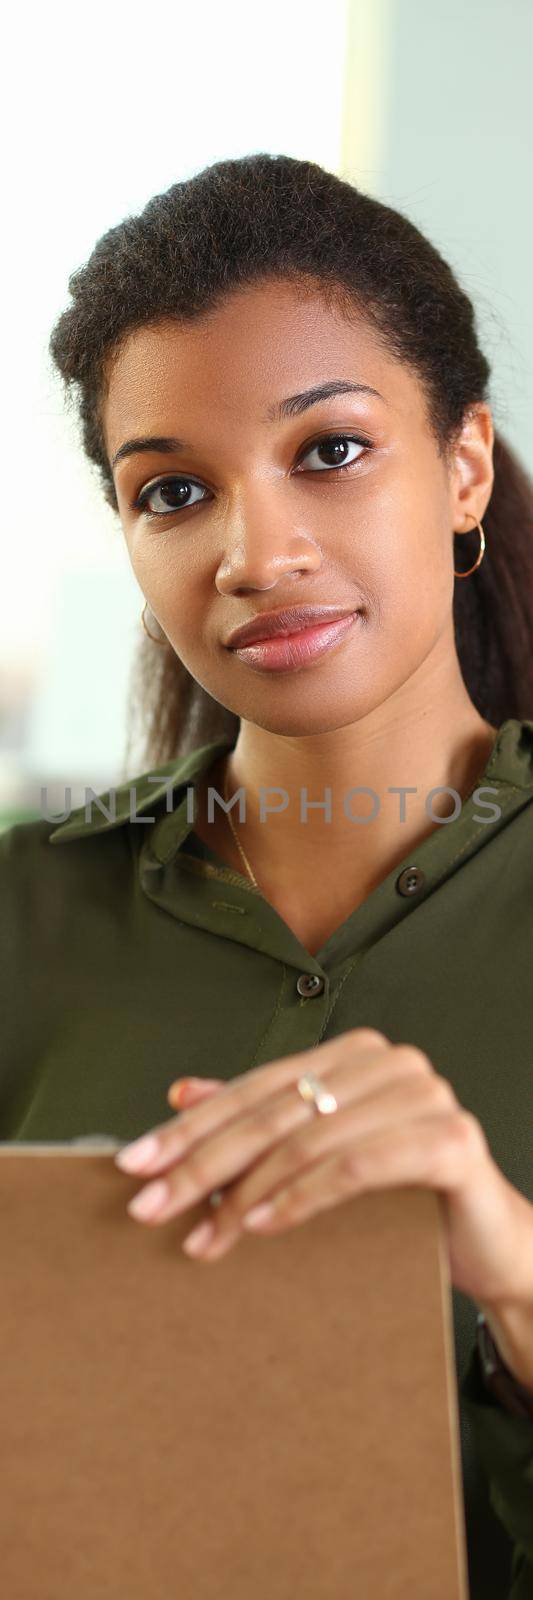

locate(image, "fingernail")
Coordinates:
115 1134 160 1171
182 1219 215 1255
169 1080 198 1105
127 1180 169 1220
242 1202 275 1229
168 1079 221 1105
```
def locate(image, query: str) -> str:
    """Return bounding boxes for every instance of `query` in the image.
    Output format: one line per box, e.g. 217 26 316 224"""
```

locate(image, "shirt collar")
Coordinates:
47 736 236 846
47 717 533 854
138 716 533 975
482 715 533 788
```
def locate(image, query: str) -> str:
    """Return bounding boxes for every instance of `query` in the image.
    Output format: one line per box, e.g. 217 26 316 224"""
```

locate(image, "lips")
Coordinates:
227 612 362 675
225 605 360 649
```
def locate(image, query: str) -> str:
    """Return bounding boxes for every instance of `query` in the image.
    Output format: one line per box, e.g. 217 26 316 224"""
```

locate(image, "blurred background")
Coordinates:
2 0 532 830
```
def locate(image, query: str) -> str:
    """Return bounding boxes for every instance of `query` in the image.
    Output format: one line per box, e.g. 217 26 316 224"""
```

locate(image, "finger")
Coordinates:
237 1109 480 1238
116 1080 225 1173
180 1108 475 1262
116 1028 388 1175
123 1034 399 1205
129 1063 453 1236
209 1066 456 1230
167 1078 224 1108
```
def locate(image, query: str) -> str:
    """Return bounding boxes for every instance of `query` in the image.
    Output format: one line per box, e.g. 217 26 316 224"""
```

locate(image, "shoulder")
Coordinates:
0 735 234 900
0 814 59 888
0 816 103 952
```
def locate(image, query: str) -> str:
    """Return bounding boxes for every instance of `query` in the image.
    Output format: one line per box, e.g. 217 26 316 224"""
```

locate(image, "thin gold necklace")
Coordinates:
222 758 258 888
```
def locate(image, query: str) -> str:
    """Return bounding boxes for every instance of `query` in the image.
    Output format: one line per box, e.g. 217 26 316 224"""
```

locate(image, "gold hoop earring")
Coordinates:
453 513 486 578
140 601 168 646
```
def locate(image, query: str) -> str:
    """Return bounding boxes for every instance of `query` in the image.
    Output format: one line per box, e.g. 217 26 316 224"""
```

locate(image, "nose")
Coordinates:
215 500 322 596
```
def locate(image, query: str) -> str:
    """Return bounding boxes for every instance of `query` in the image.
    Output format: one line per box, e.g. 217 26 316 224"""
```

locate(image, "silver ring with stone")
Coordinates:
296 1071 338 1115
207 1072 338 1206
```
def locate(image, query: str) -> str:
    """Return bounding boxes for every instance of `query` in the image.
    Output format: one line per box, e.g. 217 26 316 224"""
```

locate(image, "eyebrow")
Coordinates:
110 379 385 470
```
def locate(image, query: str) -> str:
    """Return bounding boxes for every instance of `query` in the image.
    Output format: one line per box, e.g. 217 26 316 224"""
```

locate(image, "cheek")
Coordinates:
150 550 216 667
128 536 199 615
373 480 450 592
354 506 452 662
121 529 164 594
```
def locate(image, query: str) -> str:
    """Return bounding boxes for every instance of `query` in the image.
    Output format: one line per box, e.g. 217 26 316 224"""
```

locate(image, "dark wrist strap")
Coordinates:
476 1311 533 1420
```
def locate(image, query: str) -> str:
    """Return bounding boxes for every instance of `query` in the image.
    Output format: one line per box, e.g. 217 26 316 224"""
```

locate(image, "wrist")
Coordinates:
476 1178 533 1387
479 1294 533 1390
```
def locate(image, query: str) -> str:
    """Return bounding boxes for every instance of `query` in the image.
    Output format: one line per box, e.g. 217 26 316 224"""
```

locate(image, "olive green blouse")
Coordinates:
1 716 533 1599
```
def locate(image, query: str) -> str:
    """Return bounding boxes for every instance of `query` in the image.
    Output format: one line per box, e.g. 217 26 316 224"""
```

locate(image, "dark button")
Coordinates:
396 865 426 897
296 974 325 998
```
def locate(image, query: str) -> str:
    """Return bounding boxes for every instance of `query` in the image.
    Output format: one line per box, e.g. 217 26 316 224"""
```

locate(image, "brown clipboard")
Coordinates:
0 1142 469 1599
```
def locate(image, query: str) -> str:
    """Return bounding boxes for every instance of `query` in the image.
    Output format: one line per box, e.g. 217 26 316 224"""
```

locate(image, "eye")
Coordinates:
131 477 208 518
295 432 371 473
129 431 372 520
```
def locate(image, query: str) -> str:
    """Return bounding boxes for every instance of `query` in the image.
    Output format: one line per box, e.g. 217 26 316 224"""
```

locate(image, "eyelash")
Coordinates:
129 431 374 520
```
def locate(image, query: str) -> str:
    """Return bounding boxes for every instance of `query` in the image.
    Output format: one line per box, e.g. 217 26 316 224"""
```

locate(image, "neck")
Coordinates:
211 643 498 897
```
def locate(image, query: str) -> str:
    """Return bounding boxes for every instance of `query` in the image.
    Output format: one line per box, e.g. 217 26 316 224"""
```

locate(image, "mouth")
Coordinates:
225 604 359 649
227 611 363 674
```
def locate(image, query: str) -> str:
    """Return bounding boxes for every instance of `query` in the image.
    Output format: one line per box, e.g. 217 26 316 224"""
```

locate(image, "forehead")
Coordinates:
101 279 419 458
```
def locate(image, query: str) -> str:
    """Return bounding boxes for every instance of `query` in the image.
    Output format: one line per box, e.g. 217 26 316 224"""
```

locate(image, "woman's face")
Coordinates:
102 278 493 736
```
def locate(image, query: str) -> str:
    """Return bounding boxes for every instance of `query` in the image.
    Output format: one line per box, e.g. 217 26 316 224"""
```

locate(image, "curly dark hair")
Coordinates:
48 153 533 773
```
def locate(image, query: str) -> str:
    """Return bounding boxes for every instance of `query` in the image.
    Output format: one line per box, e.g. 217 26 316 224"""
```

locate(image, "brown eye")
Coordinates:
133 477 208 517
130 430 372 520
296 433 370 472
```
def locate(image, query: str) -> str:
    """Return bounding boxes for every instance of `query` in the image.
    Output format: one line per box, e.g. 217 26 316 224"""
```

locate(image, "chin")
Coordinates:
216 695 375 740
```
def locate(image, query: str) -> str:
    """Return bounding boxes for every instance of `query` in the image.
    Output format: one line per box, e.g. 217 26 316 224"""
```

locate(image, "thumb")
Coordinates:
167 1077 224 1109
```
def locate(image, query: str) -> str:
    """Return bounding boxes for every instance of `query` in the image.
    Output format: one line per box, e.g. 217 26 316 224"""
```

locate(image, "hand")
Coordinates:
114 1028 533 1320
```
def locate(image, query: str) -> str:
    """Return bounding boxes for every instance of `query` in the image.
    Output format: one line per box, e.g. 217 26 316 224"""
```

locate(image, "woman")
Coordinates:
2 154 533 1597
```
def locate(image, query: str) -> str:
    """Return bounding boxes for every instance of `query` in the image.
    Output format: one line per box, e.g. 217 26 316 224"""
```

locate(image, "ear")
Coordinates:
448 403 495 531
